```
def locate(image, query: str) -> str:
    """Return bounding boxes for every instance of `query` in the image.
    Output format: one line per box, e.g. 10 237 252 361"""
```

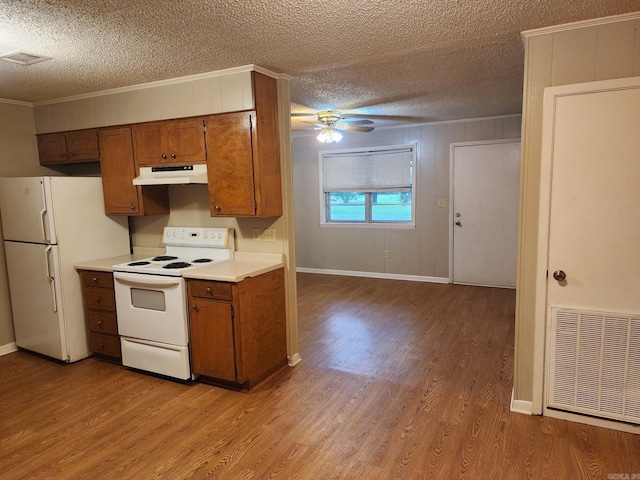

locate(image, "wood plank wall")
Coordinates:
292 116 522 280
516 13 640 409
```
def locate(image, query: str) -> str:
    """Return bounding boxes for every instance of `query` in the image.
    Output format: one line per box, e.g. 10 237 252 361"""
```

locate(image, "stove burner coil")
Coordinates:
163 261 191 269
152 255 179 261
128 261 151 266
192 258 213 263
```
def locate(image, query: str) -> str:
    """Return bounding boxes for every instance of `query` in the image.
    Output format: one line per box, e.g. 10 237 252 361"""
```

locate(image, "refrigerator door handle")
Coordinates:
40 207 48 244
44 246 58 313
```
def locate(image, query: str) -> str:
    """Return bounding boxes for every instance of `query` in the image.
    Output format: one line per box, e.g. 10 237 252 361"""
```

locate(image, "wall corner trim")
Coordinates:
510 388 534 415
288 353 302 366
0 342 18 356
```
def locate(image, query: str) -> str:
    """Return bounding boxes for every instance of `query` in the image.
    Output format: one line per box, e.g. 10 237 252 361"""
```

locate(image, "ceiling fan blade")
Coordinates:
340 119 374 126
336 125 375 133
342 113 419 122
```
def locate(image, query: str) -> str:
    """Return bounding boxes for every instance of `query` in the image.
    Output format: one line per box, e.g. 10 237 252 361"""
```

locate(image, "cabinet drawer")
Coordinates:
80 271 114 289
188 280 232 301
88 332 121 358
86 311 118 335
84 287 116 311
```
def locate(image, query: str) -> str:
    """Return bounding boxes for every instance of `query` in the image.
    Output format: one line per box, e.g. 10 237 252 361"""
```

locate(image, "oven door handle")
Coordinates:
113 271 183 288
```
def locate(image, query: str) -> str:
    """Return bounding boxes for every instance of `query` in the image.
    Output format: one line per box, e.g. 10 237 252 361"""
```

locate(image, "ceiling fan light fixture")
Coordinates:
317 125 343 144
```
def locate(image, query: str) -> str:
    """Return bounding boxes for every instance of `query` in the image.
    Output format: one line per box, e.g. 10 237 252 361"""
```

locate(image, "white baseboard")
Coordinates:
296 267 449 284
510 388 533 415
0 342 17 356
288 353 302 366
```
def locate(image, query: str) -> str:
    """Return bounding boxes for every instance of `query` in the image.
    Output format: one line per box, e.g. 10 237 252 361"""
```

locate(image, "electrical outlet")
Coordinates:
384 250 389 258
437 198 448 208
252 227 261 240
264 228 276 241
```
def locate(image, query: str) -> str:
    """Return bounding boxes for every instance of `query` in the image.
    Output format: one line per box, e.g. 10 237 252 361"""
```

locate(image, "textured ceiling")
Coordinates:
0 1 638 129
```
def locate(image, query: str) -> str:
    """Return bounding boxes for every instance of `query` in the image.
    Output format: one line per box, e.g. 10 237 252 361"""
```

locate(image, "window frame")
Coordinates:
318 143 417 228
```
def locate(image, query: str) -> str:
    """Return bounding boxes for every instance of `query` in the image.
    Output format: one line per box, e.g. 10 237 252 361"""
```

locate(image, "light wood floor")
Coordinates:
1 273 639 479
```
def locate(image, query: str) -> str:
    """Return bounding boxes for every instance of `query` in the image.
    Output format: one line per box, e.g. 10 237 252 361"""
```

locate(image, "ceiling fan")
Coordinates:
292 110 375 143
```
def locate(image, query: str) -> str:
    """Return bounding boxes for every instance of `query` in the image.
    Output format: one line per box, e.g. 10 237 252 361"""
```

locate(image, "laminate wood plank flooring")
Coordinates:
1 273 639 479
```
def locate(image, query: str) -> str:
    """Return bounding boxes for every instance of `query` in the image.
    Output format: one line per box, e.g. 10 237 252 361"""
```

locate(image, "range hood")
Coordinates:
133 164 208 185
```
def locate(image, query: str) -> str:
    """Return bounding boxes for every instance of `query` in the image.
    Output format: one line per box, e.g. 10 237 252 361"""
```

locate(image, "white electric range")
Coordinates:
112 227 234 380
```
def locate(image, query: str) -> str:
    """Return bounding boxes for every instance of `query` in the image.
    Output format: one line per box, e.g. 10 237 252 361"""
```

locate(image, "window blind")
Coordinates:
322 147 413 192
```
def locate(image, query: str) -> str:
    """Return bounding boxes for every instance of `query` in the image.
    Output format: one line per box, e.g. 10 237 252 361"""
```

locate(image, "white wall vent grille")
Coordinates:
548 307 640 425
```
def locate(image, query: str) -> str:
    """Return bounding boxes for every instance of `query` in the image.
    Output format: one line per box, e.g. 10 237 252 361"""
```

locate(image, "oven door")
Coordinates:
113 271 188 346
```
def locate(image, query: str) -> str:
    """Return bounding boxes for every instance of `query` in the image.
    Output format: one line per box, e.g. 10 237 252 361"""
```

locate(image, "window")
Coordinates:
319 144 415 226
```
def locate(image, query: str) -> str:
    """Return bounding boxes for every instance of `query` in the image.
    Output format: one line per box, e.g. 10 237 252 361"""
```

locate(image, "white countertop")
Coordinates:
74 254 147 272
75 252 284 283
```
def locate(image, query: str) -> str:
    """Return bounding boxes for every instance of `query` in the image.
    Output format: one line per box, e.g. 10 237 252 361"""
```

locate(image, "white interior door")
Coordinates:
451 141 521 287
540 78 640 427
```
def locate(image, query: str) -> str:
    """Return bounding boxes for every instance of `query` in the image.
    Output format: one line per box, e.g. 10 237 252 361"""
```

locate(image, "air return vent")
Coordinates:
548 307 640 425
0 51 51 66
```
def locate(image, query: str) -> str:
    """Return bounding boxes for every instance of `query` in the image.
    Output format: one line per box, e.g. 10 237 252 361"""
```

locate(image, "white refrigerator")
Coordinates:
0 176 131 362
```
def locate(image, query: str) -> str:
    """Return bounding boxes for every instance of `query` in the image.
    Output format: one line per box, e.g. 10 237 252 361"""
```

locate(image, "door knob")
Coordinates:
455 221 461 227
553 270 566 282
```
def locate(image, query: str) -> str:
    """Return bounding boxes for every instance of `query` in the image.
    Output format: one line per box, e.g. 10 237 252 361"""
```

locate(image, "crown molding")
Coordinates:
522 11 640 38
0 98 33 107
32 64 290 106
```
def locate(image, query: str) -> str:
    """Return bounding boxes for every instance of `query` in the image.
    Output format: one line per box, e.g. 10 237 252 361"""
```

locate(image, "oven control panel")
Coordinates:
163 227 234 249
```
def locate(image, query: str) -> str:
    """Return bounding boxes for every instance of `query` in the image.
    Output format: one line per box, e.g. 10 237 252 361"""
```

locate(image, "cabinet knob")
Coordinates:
206 287 212 294
214 205 221 212
192 304 199 312
161 153 167 159
130 204 136 210
68 152 74 157
59 153 65 158
97 320 103 326
95 297 101 303
92 277 98 283
100 343 105 348
170 153 176 159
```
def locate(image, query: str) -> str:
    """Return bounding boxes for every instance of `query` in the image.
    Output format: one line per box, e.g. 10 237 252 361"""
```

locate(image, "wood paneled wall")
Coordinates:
516 12 640 410
292 116 521 280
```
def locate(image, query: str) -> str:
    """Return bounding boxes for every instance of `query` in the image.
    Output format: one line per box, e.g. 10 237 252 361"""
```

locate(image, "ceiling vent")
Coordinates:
0 51 52 66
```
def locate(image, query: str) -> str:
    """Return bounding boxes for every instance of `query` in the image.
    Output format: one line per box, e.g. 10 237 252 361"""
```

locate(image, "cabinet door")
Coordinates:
65 130 99 162
37 134 68 165
206 112 256 216
132 122 164 166
165 118 206 163
189 299 236 381
98 127 141 214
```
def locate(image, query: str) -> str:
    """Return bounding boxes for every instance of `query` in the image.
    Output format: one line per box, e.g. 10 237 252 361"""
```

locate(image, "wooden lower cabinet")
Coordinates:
78 269 121 362
187 268 287 389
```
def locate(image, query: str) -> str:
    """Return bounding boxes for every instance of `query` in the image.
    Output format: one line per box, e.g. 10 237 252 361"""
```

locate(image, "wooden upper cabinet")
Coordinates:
98 127 169 216
132 118 206 166
38 130 99 165
206 71 283 218
206 112 257 216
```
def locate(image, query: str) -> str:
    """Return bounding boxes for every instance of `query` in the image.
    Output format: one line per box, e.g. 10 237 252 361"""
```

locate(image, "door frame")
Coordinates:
532 76 640 415
448 138 522 284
